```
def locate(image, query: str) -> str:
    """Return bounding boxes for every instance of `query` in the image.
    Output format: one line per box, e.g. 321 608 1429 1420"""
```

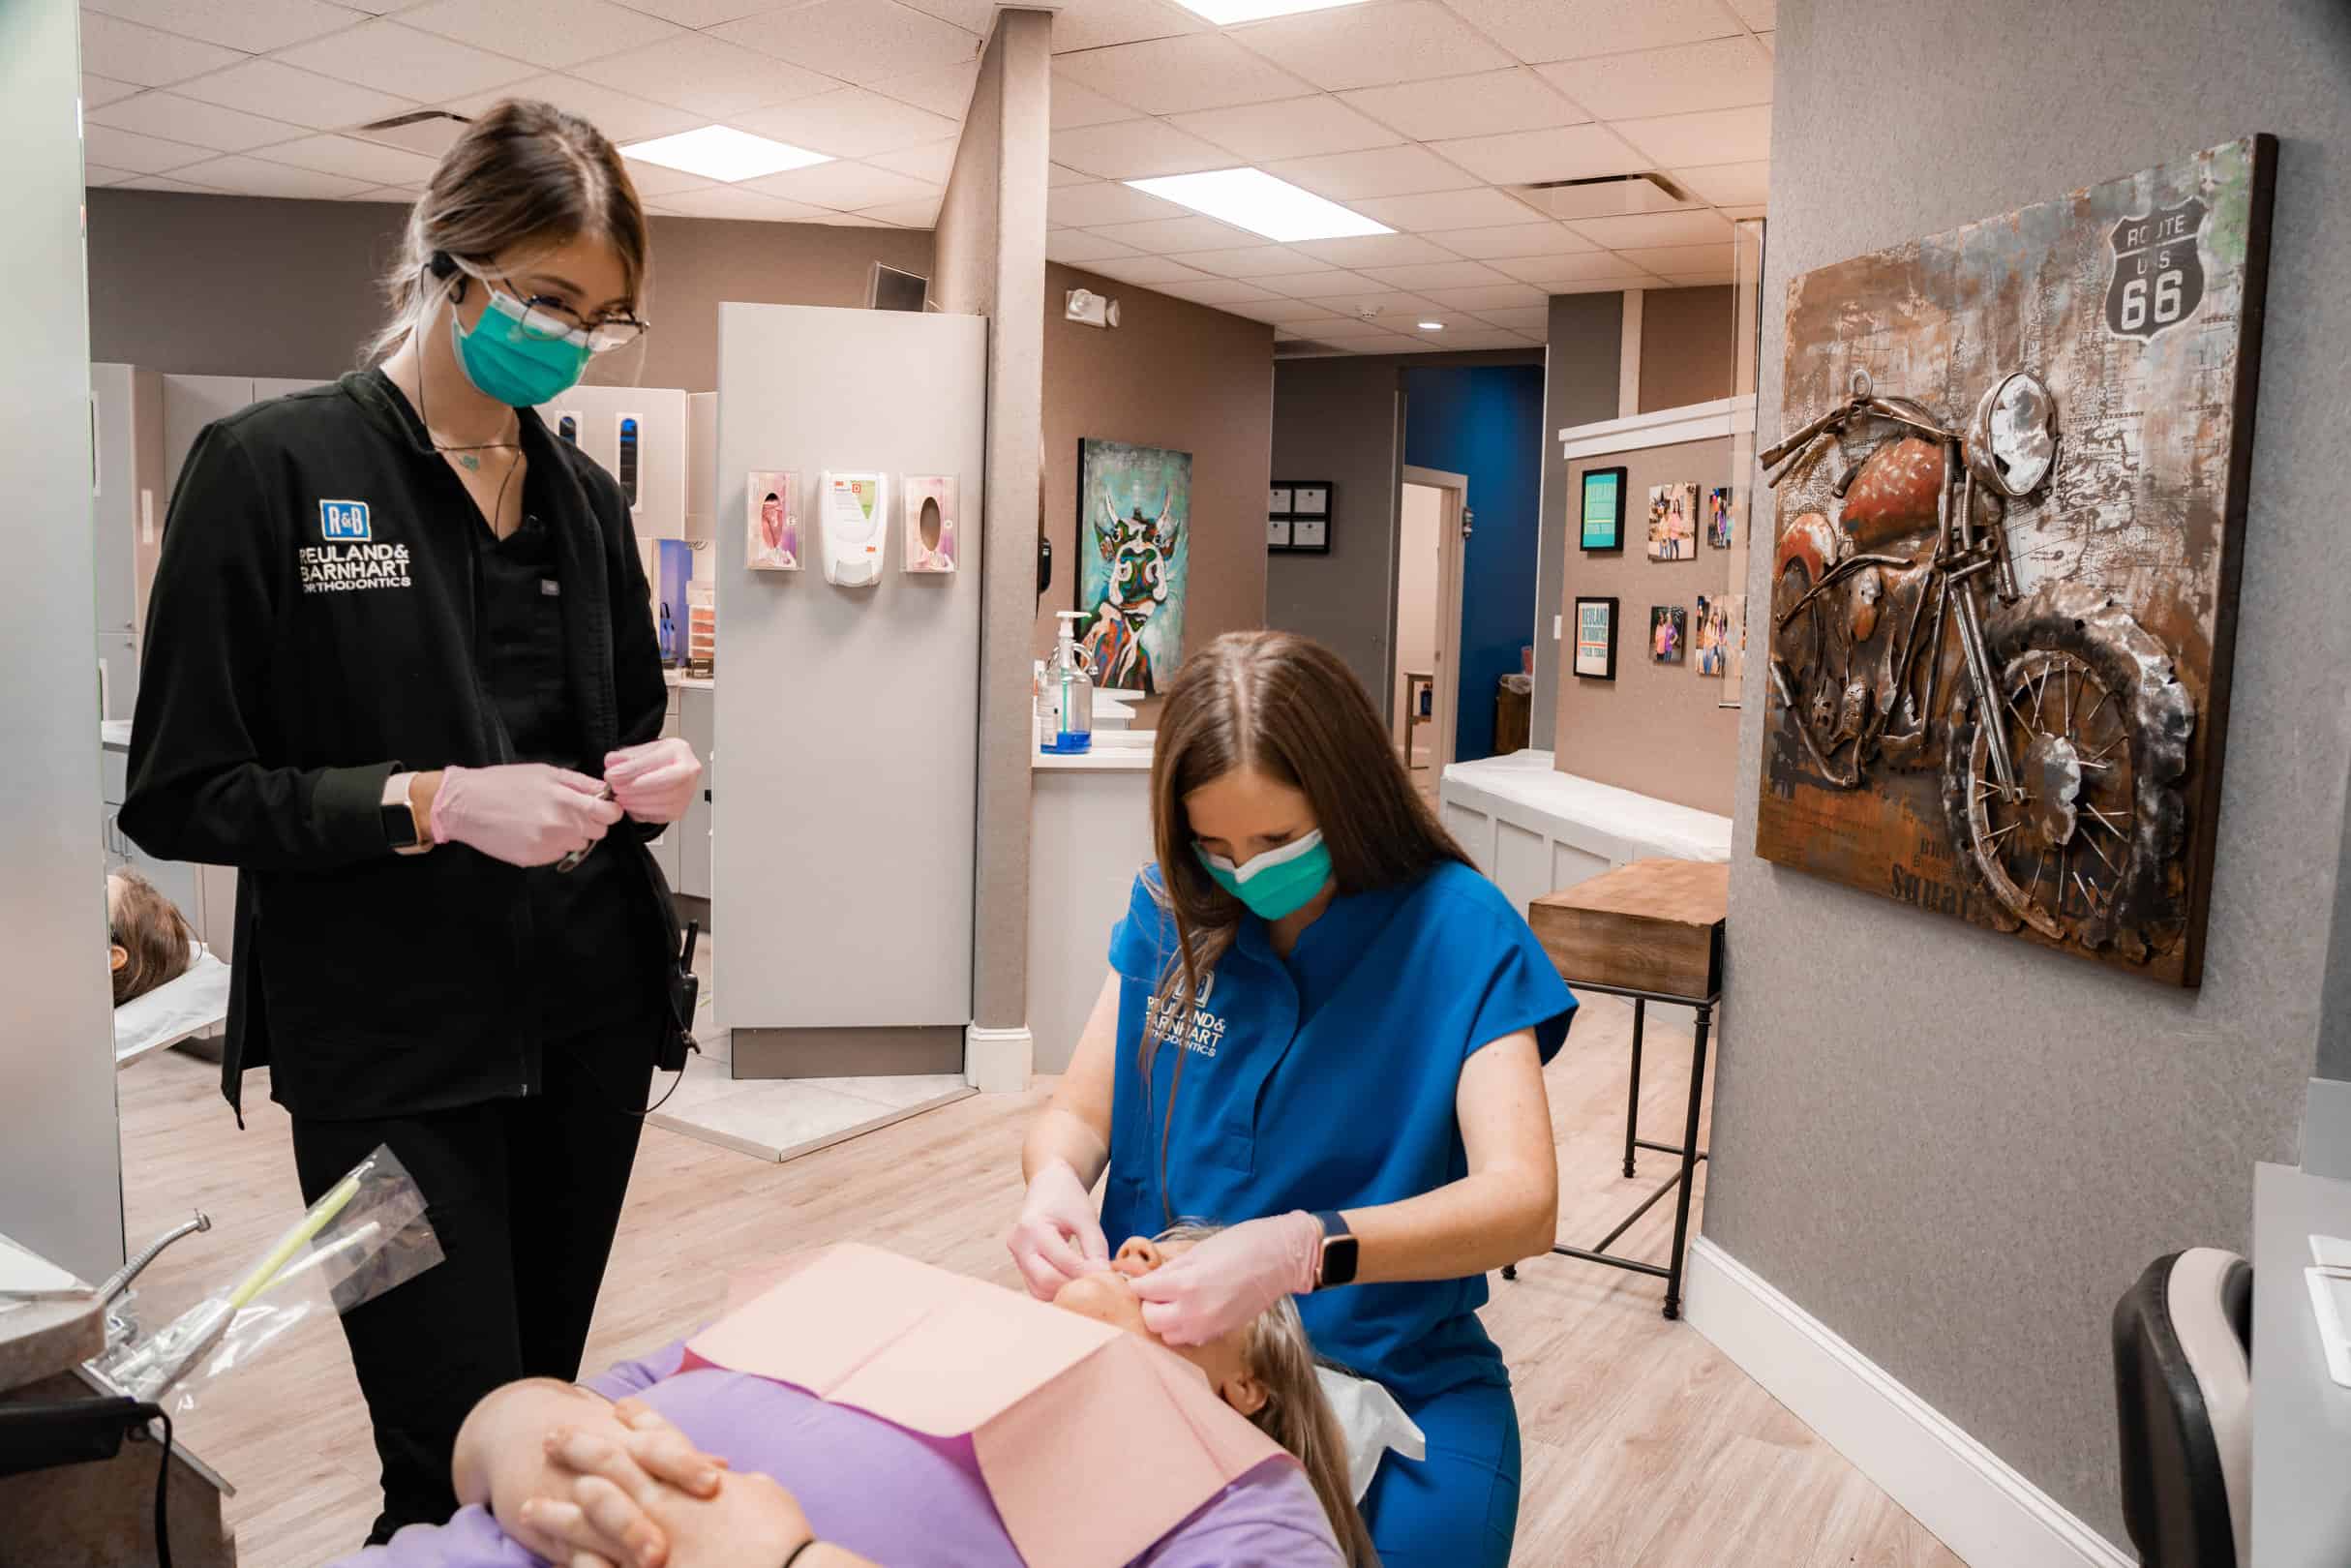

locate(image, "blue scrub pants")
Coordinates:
1357 1380 1521 1568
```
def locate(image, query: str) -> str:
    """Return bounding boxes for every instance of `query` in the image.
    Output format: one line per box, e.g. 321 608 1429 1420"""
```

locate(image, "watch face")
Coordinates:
382 799 418 848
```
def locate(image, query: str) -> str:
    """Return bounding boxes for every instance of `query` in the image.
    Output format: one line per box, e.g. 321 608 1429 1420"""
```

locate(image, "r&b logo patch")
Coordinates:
319 499 373 541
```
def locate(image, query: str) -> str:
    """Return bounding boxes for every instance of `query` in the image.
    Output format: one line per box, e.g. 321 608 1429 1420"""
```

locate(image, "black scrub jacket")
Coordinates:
121 369 680 1124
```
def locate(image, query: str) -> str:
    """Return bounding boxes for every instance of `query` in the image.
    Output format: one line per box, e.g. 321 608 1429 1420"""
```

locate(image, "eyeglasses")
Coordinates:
494 277 650 354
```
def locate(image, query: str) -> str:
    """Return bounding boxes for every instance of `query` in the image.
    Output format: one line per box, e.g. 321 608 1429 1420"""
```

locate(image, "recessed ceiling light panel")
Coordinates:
1125 167 1390 244
1171 0 1370 22
620 126 830 183
1417 320 1443 330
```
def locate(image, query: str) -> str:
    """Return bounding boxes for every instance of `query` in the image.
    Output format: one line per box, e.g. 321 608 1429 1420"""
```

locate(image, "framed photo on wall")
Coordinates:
1268 479 1333 555
1573 596 1617 679
1581 466 1626 551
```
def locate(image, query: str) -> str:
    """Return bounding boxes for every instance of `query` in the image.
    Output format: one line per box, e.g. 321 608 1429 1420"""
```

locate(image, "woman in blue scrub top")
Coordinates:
1010 630 1577 1568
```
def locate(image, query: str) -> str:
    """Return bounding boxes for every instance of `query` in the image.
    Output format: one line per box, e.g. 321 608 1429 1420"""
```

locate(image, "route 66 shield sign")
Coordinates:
2106 196 2207 342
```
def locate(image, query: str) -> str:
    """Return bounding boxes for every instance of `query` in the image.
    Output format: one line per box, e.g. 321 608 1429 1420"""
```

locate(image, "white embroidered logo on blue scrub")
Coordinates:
1147 978 1227 1058
319 499 373 541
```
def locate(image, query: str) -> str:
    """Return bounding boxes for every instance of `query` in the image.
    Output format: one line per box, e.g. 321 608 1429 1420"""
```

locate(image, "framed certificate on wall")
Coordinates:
1268 479 1332 555
1573 595 1618 679
1581 466 1626 551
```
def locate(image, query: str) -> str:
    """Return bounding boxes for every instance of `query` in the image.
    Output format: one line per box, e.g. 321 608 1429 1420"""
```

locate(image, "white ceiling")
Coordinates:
76 0 1773 353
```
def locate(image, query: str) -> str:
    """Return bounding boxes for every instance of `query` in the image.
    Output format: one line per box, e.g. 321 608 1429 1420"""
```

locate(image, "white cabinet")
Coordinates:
535 385 692 540
677 684 714 900
685 392 716 543
101 741 236 964
89 363 162 719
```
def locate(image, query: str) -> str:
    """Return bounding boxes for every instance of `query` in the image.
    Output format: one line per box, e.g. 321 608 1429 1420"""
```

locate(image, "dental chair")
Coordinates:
2111 1248 2252 1568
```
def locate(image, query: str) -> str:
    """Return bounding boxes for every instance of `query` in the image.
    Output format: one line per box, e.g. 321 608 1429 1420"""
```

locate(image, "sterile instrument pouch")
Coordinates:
1312 1364 1428 1501
89 1144 443 1412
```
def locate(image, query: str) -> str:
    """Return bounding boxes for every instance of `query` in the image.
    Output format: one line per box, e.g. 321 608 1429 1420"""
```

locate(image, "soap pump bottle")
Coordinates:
1040 612 1094 755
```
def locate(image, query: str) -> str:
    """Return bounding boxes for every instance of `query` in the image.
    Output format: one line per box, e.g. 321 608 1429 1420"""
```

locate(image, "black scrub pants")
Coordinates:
289 1017 657 1545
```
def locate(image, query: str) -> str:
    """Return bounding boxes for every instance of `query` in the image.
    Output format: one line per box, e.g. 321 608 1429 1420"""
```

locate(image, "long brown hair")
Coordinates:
1157 1222 1378 1566
1142 632 1467 1214
365 100 648 365
109 870 194 1007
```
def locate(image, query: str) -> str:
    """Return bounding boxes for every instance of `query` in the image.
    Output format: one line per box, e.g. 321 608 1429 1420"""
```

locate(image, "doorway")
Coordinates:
1395 466 1467 801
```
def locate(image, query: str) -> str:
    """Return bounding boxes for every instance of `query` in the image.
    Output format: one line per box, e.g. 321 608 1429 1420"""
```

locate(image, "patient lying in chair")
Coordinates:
334 1228 1373 1568
107 870 194 1006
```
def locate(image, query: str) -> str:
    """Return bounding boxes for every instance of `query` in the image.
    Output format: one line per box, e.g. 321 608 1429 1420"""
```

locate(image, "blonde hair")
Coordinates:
365 100 648 365
109 869 194 1007
1157 1223 1378 1566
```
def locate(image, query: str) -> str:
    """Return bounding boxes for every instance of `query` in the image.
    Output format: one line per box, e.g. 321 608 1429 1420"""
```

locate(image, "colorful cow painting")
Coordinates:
1076 439 1191 696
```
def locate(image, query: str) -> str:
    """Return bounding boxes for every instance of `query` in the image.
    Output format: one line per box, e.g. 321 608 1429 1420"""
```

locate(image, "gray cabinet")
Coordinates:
89 363 162 719
677 685 714 900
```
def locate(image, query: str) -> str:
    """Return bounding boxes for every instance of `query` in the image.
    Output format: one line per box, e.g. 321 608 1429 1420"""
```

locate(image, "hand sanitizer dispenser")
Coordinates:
1040 612 1094 755
819 471 888 587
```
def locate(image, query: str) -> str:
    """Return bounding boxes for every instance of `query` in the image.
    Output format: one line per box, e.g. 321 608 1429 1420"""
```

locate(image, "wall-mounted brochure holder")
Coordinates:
902 475 958 573
747 469 800 571
820 470 888 587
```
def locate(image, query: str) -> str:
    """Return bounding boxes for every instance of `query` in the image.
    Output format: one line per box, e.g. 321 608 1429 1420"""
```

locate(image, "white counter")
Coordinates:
1027 730 1156 1073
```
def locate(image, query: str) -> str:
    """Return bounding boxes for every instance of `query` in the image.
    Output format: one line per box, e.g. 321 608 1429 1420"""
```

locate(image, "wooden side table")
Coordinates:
1508 858 1728 1319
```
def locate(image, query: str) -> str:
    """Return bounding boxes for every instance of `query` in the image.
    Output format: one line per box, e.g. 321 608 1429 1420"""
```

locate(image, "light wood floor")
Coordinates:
118 995 1960 1568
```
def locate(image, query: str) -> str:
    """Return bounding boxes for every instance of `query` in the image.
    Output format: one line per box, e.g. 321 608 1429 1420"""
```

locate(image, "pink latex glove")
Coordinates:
604 738 702 825
431 764 623 867
1132 1211 1323 1346
1007 1159 1111 1301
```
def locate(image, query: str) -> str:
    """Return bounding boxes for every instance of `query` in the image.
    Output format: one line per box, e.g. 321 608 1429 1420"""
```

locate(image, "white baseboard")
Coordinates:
1683 1237 2132 1568
964 1024 1033 1094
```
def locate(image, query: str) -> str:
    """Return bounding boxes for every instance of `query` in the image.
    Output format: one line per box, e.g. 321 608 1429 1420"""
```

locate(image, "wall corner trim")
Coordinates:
1683 1237 2134 1568
965 1023 1034 1094
1558 394 1758 462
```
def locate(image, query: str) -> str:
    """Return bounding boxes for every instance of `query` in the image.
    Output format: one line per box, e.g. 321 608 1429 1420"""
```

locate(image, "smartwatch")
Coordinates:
381 771 433 857
1311 1210 1358 1291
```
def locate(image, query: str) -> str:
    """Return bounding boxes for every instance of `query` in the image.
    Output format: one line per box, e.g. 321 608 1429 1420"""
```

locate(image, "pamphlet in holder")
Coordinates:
820 470 888 587
747 469 800 571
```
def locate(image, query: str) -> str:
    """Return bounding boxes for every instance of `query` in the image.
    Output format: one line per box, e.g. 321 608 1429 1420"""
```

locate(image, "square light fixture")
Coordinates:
1170 0 1370 21
1124 168 1391 244
619 126 830 183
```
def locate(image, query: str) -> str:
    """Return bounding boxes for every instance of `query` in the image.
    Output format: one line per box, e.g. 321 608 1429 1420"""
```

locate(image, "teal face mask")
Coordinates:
1195 830 1333 921
450 289 593 407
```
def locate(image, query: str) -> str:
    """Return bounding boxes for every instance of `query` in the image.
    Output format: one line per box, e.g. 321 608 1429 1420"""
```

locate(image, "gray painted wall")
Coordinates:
3 0 126 1283
1709 0 2351 1547
1530 292 1625 749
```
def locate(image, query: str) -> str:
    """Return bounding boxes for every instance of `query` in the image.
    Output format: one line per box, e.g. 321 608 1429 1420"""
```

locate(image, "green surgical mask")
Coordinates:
450 289 593 407
1196 830 1333 921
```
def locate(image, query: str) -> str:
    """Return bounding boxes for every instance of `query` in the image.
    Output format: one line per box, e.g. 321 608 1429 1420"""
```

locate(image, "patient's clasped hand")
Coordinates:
339 1231 1373 1568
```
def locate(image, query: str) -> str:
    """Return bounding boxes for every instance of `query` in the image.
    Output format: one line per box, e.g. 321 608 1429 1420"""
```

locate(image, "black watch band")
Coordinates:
1311 1209 1358 1291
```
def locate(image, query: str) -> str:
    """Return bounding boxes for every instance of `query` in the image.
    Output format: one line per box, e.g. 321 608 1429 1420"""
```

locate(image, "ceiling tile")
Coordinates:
1613 242 1733 272
446 75 701 143
1047 179 1185 226
1287 285 1440 317
1490 250 1657 284
868 137 960 183
1566 207 1732 248
607 0 788 23
1223 300 1351 326
171 58 417 128
1235 1 1513 90
400 0 681 71
1721 201 1765 221
1546 274 1647 293
714 0 981 88
1661 270 1734 286
732 89 963 158
1353 187 1539 231
893 0 1001 30
1080 256 1215 286
1440 0 1743 65
573 32 836 119
1473 305 1551 332
1048 163 1092 186
1672 159 1768 206
1756 30 1774 55
1419 281 1549 310
255 133 442 184
88 92 308 153
111 172 228 191
168 154 376 197
1416 326 1534 349
78 14 244 87
1167 96 1400 163
1048 0 1209 53
1152 278 1283 305
1048 75 1143 130
1288 232 1461 267
746 160 938 209
1728 0 1774 26
1537 36 1770 119
1358 259 1512 290
1612 104 1773 167
617 161 716 196
1431 122 1646 184
1310 314 1414 338
1336 67 1584 141
1253 266 1378 296
1045 229 1142 263
870 60 981 118
83 163 138 185
82 75 143 110
1087 214 1263 252
1179 244 1326 277
1049 118 1235 178
857 195 943 225
1429 221 1597 258
1052 32 1313 114
799 210 901 226
1265 144 1477 200
278 20 540 100
83 124 216 174
83 0 359 54
346 184 424 203
654 184 829 221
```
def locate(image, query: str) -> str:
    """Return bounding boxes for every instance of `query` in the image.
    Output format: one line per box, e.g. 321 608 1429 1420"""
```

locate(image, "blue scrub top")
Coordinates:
1100 859 1577 1407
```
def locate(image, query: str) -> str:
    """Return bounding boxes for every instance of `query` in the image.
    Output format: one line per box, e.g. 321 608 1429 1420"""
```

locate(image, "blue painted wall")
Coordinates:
1403 365 1546 762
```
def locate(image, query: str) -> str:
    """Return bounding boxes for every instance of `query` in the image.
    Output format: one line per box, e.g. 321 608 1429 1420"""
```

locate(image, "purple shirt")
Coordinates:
332 1342 1341 1568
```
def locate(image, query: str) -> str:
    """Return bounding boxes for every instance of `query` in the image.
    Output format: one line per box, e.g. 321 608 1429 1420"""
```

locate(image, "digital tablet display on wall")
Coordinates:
1582 467 1626 551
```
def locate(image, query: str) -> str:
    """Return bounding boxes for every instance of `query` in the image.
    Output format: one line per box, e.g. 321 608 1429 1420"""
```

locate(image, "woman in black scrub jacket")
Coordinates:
121 102 700 1545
